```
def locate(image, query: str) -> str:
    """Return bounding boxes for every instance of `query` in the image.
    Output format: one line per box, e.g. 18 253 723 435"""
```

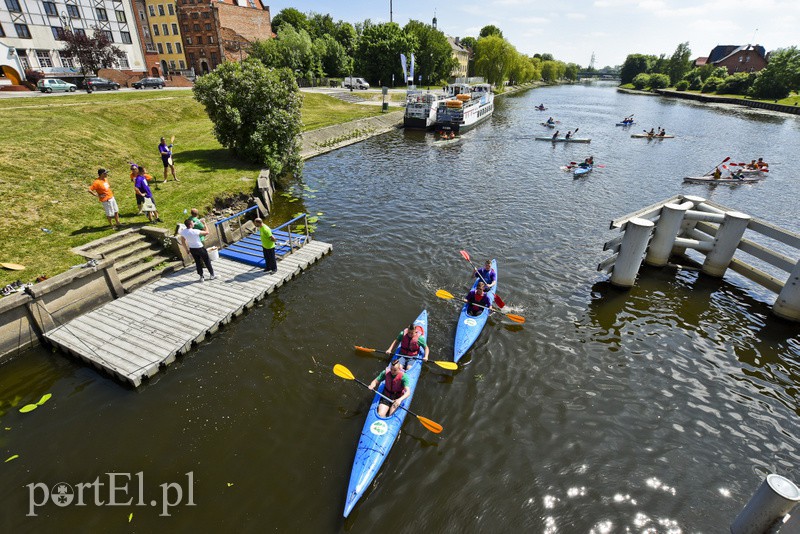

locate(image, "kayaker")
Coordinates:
386 323 429 369
565 130 573 139
647 128 655 136
757 158 768 169
712 167 722 180
546 117 555 125
579 156 594 168
551 130 560 140
368 359 411 417
657 128 666 137
466 281 491 317
474 260 497 291
747 160 758 169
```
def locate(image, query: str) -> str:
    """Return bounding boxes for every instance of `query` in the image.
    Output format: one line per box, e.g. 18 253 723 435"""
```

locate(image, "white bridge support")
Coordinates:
646 203 690 266
730 474 800 534
610 218 653 288
702 211 751 277
773 260 800 321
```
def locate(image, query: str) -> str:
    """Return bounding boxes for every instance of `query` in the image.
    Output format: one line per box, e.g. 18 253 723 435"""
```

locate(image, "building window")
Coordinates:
191 12 198 18
115 10 126 22
59 52 75 68
188 52 194 63
182 25 188 34
118 54 129 68
175 42 182 53
204 23 210 30
162 23 168 35
139 9 145 21
196 36 202 44
74 28 86 37
158 4 164 16
51 26 66 40
201 11 208 18
193 24 200 31
5 0 21 12
179 59 185 69
102 30 113 42
157 42 163 53
148 5 155 16
207 36 213 44
167 3 174 15
152 24 159 36
172 23 178 34
166 42 173 54
0 23 4 37
66 4 80 18
14 23 32 38
210 51 217 64
96 8 108 20
181 13 187 20
16 50 30 69
43 1 58 16
169 60 175 69
745 56 750 63
185 36 192 45
37 50 53 68
199 48 205 57
121 31 132 44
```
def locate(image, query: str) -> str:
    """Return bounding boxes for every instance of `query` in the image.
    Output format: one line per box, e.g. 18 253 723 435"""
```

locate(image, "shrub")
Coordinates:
649 73 670 89
632 73 650 90
701 76 724 93
24 69 45 85
675 80 689 91
717 72 756 95
689 76 703 90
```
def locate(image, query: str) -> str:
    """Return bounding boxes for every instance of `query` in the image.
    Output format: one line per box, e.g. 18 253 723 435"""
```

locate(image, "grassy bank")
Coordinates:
0 89 385 286
619 84 800 106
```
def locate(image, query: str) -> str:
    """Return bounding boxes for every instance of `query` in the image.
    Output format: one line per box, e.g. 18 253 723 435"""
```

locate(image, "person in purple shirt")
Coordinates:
158 137 178 182
466 281 491 317
133 166 162 223
474 259 496 291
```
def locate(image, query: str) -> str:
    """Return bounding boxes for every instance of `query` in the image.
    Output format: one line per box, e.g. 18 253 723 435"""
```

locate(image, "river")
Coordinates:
1 82 799 532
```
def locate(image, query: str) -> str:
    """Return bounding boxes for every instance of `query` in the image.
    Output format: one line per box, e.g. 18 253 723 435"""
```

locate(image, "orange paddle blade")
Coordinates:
354 345 377 353
417 415 443 434
505 313 525 324
460 250 471 262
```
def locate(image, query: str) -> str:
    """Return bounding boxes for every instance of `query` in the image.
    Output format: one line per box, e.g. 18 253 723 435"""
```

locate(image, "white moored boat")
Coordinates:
403 91 450 130
435 83 494 133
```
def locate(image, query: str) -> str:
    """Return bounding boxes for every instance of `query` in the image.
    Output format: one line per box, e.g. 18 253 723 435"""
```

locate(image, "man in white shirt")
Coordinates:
179 219 215 282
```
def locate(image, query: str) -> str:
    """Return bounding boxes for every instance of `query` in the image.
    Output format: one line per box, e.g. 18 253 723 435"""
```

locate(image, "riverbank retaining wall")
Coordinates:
623 87 800 115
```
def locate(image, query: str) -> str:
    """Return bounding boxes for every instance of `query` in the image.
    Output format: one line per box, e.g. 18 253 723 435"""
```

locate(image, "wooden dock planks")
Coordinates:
45 240 332 387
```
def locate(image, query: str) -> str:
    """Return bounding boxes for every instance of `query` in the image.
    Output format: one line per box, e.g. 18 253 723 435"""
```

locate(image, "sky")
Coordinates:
267 0 800 67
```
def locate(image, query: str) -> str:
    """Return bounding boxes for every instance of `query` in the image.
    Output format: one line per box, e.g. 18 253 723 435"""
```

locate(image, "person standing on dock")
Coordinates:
254 218 277 273
386 323 429 369
88 168 121 229
179 219 215 281
368 359 411 417
189 208 206 242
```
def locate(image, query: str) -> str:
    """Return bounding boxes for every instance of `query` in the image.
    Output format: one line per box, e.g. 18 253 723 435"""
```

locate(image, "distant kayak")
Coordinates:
535 137 591 143
683 175 765 184
573 165 593 178
632 134 674 139
541 122 556 128
616 122 635 126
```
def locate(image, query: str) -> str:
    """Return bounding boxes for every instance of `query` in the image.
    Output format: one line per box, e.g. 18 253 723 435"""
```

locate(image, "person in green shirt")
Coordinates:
189 208 206 242
254 218 277 273
368 359 411 417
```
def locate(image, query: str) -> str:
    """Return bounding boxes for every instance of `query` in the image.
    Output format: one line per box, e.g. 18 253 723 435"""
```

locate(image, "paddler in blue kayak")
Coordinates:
578 156 594 168
474 260 497 291
386 322 429 369
368 359 411 417
546 117 555 125
466 281 491 317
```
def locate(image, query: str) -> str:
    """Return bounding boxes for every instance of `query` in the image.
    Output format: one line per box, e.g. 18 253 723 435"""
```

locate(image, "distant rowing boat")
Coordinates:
535 137 591 143
683 175 765 184
632 133 674 139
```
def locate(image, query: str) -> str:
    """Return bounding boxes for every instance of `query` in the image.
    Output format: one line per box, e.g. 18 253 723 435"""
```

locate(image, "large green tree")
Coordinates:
479 25 503 39
249 24 322 79
307 12 336 40
354 22 417 85
334 21 358 57
751 46 800 99
667 42 692 85
313 34 352 77
271 8 308 34
459 36 477 76
404 20 458 85
193 60 302 177
620 54 654 84
474 35 515 87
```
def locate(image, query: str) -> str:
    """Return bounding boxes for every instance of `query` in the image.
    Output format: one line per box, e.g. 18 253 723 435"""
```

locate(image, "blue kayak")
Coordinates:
454 260 497 362
343 310 428 517
573 164 593 178
616 121 635 126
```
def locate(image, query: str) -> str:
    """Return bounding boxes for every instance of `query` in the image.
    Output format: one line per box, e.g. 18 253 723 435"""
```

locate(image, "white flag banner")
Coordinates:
400 54 408 83
410 53 415 84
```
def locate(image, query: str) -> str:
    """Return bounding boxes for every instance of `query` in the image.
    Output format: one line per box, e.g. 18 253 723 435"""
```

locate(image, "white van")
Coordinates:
342 77 370 90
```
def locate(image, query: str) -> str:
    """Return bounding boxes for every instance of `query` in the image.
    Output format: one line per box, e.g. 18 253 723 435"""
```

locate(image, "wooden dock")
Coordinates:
44 239 332 387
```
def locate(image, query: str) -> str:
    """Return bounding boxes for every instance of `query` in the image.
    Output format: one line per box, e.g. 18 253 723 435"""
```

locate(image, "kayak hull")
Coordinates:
684 176 765 184
343 310 428 517
573 165 593 178
631 134 675 138
454 260 497 362
615 122 635 126
535 137 591 143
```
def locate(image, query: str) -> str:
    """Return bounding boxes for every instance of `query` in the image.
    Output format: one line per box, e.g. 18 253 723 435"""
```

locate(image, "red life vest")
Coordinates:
384 367 406 399
399 328 421 356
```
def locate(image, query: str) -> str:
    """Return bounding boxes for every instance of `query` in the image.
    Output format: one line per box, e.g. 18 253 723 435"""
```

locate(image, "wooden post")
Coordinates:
610 217 653 288
730 474 800 534
646 203 689 266
773 258 800 322
702 211 750 277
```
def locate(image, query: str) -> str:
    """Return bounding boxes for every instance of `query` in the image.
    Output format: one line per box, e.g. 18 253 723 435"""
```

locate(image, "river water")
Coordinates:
1 82 799 532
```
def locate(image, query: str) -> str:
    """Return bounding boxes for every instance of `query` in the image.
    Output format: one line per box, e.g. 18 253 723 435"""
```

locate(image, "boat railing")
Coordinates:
213 208 310 255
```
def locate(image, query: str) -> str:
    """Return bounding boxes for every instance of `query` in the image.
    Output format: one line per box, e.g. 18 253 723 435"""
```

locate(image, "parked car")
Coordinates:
85 77 120 91
36 79 77 93
342 77 370 90
132 77 165 89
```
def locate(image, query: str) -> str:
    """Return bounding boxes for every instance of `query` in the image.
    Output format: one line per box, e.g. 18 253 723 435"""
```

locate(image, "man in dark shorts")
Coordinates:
158 137 178 182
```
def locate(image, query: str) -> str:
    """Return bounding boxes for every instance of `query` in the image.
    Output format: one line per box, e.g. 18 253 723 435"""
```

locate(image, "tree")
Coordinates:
334 21 358 57
354 22 417 85
474 35 515 87
667 42 692 85
649 73 670 89
271 8 308 34
539 53 554 62
751 46 800 99
631 73 650 90
249 24 322 79
459 36 477 76
193 60 302 177
564 63 580 81
313 34 351 77
620 54 653 84
307 12 335 40
479 25 503 39
60 27 125 82
404 20 458 85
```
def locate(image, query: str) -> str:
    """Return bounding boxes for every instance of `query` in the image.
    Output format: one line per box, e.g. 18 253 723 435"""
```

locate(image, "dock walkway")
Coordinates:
44 239 332 387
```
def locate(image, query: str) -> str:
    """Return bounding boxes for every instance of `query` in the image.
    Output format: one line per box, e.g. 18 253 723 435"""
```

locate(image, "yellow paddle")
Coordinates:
435 289 526 324
333 364 443 434
354 346 458 370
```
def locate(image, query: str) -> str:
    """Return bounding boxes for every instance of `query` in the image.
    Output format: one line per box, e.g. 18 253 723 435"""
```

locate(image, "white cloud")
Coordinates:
566 13 588 20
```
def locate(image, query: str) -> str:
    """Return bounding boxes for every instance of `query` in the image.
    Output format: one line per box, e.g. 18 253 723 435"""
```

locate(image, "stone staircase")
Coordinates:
72 228 183 292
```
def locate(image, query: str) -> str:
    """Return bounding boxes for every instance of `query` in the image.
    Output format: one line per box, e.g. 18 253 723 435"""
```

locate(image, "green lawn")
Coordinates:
0 89 385 287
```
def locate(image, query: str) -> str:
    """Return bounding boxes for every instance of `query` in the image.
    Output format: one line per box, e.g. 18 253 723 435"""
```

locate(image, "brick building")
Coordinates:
703 44 768 75
176 0 271 75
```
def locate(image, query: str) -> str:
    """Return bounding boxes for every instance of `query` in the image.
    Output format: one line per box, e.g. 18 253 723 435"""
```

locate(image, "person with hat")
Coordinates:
88 168 121 229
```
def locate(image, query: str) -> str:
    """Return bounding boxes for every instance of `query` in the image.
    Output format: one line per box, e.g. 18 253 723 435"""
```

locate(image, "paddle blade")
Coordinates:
721 156 731 163
505 313 526 324
333 364 355 380
436 289 455 300
494 294 506 308
459 250 470 262
416 415 443 434
432 360 458 370
170 135 175 144
354 345 376 353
